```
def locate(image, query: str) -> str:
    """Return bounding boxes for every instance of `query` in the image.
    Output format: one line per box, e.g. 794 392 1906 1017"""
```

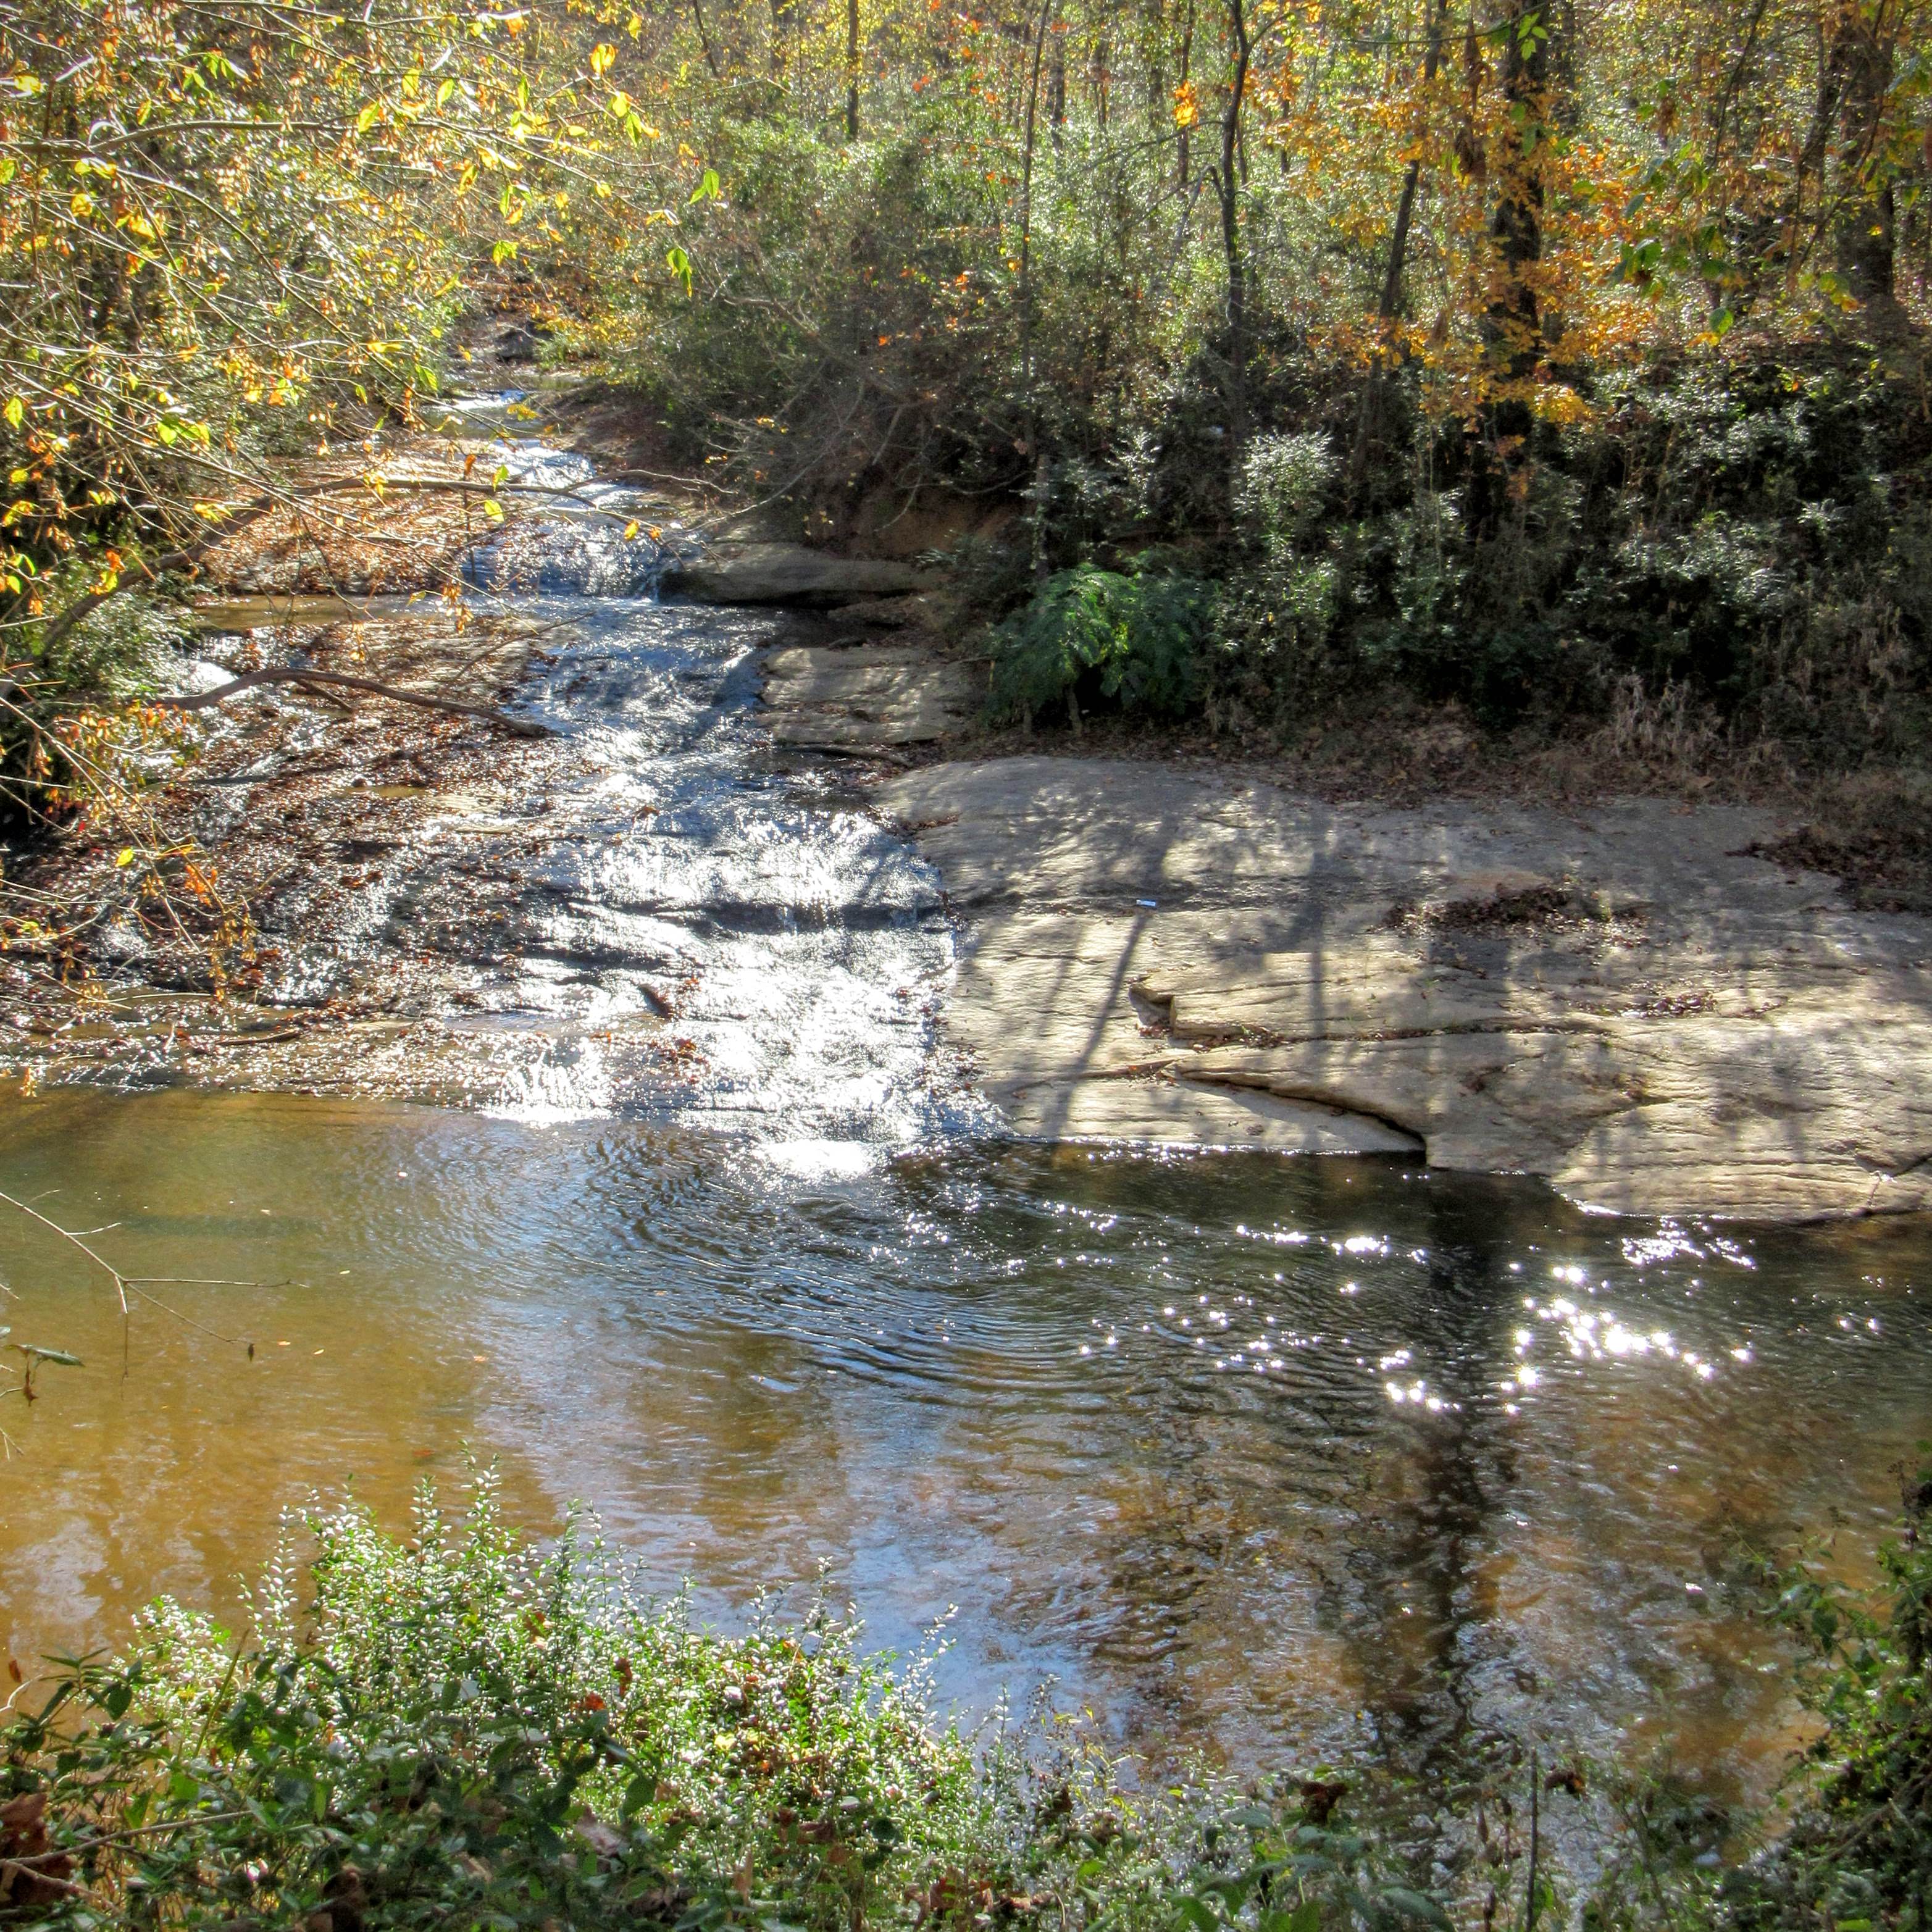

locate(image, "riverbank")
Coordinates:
873 756 1932 1221
730 588 1932 1220
5 1458 1929 1932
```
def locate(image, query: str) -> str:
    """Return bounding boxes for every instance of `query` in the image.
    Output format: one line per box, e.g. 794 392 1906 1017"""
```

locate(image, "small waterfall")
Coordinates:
404 400 982 1152
459 438 676 596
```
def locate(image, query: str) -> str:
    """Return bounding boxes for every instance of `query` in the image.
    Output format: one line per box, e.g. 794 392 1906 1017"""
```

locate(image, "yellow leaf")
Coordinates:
622 519 640 539
115 848 135 867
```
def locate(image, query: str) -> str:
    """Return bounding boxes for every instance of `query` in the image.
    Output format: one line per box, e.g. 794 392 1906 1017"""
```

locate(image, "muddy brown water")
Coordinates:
2 1087 1927 1799
3 398 1929 1809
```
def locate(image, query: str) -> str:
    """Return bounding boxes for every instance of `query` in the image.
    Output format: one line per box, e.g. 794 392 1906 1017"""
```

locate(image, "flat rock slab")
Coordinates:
763 643 983 748
671 543 934 607
879 756 1932 1220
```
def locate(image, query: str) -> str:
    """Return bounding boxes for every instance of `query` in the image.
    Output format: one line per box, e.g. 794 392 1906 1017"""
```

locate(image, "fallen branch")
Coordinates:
152 668 551 737
30 469 637 658
0 1188 258 1350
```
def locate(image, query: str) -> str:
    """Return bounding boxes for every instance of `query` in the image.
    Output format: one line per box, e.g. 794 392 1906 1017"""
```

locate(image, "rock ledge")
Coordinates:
879 756 1932 1221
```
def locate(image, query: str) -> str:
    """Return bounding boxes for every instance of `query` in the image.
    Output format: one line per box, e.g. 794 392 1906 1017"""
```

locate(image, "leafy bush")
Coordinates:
0 580 186 831
989 563 1214 724
7 1471 1932 1932
1234 434 1337 547
1189 353 1932 752
0 1475 1450 1932
1580 1470 1932 1932
1735 1472 1932 1930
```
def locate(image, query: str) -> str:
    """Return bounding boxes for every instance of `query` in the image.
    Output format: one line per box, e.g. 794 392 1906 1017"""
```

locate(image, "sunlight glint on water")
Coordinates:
1 1088 1926 1802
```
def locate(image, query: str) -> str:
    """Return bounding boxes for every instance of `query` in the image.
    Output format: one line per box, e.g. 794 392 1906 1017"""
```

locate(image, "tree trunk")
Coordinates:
1019 0 1056 566
1177 0 1195 184
1486 0 1549 385
1552 0 1579 131
1215 0 1251 457
1347 0 1445 504
845 0 861 138
691 0 723 77
1834 0 1900 320
769 0 795 77
1378 0 1445 324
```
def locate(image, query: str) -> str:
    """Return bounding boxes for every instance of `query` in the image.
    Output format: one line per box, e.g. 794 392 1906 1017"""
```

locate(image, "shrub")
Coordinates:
989 562 1214 724
6 1471 1932 1931
1233 433 1337 548
0 579 187 832
0 1475 1450 1932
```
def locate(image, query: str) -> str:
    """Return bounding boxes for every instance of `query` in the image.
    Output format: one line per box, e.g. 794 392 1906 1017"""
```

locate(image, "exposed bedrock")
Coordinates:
877 756 1932 1221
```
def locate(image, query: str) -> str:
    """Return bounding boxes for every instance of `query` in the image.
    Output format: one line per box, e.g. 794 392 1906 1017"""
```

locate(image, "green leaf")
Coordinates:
1381 1888 1450 1928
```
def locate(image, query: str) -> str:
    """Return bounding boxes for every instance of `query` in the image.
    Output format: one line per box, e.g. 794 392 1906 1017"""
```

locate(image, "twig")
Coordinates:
0 1187 131 1316
3 1810 254 1868
151 668 551 737
0 1191 256 1353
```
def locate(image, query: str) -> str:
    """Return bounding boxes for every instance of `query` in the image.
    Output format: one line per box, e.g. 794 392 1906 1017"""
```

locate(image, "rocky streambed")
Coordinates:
6 384 1931 1220
690 567 1932 1222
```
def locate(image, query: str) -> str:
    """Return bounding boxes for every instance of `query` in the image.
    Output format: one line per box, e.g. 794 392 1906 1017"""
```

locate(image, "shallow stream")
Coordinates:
1 407 1928 1808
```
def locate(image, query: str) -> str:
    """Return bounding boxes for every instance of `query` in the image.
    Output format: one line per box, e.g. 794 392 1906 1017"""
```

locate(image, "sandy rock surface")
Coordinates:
878 756 1932 1220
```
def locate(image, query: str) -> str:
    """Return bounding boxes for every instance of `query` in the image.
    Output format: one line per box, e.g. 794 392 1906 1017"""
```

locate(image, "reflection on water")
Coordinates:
2 1088 1926 1796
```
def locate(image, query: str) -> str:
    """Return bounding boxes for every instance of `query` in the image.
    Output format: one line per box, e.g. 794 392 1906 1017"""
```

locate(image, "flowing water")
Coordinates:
2 406 1929 1808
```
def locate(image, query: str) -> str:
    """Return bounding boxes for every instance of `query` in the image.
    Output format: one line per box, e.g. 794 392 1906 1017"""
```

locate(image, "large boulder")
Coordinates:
880 755 1932 1219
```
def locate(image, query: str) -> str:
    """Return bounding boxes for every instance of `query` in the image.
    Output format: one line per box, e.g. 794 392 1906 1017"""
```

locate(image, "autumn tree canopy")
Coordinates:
4 0 1930 840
